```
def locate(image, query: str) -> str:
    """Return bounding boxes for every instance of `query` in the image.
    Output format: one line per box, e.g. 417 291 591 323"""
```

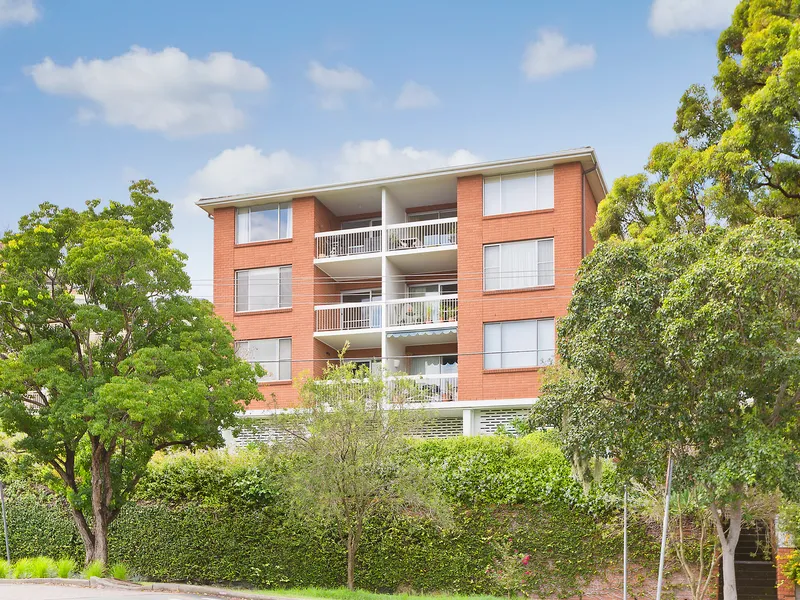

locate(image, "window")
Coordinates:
340 289 382 329
484 319 554 369
236 202 292 244
407 282 457 297
341 218 381 229
235 266 292 312
407 209 457 222
484 238 554 291
236 338 292 381
483 169 554 215
345 358 382 375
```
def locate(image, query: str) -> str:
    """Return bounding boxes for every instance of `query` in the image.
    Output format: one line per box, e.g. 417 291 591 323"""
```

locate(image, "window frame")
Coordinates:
483 238 554 291
236 337 292 382
406 208 457 222
234 265 293 313
483 169 555 216
235 202 292 244
483 318 555 370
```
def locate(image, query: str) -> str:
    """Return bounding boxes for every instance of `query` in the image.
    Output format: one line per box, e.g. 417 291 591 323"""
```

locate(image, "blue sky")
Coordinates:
0 0 738 297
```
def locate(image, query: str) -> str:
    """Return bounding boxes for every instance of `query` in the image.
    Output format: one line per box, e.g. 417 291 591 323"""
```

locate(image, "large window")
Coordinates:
483 169 554 215
236 338 292 381
235 266 292 312
484 319 555 370
410 355 458 375
484 238 554 291
236 202 292 244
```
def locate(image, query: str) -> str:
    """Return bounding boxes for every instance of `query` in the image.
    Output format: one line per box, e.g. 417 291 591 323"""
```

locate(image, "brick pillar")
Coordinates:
777 548 797 600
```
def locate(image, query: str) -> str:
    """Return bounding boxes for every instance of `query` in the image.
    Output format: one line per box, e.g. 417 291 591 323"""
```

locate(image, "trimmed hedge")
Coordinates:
3 434 660 595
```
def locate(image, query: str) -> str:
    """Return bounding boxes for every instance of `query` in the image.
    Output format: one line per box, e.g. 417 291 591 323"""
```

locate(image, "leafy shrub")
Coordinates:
487 538 533 598
109 562 129 580
784 550 800 583
56 557 77 578
0 560 10 578
13 556 56 578
81 560 105 579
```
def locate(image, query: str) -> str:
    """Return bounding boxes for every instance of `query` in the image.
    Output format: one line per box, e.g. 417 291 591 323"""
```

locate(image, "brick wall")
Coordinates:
456 162 586 401
777 547 797 600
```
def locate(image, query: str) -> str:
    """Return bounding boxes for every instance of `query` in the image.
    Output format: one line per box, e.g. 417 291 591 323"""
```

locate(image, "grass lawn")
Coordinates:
254 588 502 600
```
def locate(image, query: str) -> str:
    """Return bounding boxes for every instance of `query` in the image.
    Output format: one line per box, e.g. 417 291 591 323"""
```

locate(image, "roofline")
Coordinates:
196 147 608 212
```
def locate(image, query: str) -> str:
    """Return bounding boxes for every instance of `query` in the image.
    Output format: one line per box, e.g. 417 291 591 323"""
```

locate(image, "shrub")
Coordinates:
0 560 10 579
109 562 128 580
13 556 56 578
81 560 105 579
56 557 77 578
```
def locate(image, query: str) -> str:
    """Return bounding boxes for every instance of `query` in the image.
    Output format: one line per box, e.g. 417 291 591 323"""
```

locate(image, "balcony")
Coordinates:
388 374 458 403
386 295 458 329
315 226 382 259
314 301 382 349
386 218 457 252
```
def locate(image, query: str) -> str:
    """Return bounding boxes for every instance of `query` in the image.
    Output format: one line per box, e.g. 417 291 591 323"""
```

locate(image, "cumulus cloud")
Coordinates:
331 139 480 182
0 0 38 26
649 0 738 36
185 145 315 206
187 139 480 206
28 46 269 136
521 29 596 80
306 60 371 109
394 80 440 110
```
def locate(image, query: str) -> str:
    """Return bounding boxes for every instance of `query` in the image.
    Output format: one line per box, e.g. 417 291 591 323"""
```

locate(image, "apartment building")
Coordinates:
197 147 607 443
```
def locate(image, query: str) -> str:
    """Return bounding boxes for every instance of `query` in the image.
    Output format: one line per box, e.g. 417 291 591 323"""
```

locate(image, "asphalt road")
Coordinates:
0 583 219 599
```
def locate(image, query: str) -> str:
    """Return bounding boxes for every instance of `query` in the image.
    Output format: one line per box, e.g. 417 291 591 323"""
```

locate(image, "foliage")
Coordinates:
783 550 800 583
0 560 9 578
261 589 501 600
81 560 105 579
276 359 450 590
56 557 77 578
13 556 57 578
485 537 532 598
1 436 663 596
0 180 263 563
593 1 800 242
109 562 129 580
534 218 800 600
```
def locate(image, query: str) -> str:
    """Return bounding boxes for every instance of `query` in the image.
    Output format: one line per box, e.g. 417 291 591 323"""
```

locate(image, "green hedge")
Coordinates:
3 434 660 595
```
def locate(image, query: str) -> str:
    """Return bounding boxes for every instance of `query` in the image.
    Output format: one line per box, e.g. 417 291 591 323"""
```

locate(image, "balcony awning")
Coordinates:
386 327 457 338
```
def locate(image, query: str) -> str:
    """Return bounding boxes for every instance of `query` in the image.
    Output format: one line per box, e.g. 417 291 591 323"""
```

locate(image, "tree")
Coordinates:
594 0 800 242
276 359 450 590
533 218 800 600
0 181 262 564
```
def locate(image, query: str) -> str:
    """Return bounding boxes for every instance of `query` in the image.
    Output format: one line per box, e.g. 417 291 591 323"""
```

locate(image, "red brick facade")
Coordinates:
777 548 797 600
210 156 599 410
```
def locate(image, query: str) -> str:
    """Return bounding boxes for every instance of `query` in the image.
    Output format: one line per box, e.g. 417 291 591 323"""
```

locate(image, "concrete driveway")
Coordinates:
0 582 219 599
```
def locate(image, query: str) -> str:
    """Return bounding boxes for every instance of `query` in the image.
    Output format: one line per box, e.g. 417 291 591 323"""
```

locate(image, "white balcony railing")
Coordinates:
316 226 382 259
386 218 457 251
388 374 458 402
315 301 383 332
386 295 458 328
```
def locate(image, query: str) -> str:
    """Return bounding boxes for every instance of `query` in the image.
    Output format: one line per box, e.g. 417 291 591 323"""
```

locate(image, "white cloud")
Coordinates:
28 46 269 136
649 0 738 36
521 29 596 81
185 145 315 206
394 80 440 110
306 60 371 109
331 139 480 182
0 0 38 26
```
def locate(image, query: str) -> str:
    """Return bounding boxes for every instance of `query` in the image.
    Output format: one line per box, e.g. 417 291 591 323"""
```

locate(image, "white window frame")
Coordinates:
341 217 382 229
483 318 555 370
406 208 457 222
236 337 292 382
236 202 292 244
483 238 554 291
234 265 292 313
407 280 458 297
483 169 554 216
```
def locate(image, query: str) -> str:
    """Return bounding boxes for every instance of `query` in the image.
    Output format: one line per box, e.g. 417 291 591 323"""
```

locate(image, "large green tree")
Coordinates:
533 218 800 600
594 0 800 242
0 181 261 564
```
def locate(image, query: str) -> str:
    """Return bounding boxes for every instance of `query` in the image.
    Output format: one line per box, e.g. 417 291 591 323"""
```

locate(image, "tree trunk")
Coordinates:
346 529 356 590
712 497 743 600
68 506 97 565
89 437 113 565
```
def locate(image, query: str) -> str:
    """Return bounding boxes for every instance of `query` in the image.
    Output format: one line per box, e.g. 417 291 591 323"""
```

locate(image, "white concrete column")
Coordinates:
462 408 474 436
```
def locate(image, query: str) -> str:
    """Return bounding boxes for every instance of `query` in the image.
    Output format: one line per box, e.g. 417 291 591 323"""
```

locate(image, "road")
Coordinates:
0 582 219 599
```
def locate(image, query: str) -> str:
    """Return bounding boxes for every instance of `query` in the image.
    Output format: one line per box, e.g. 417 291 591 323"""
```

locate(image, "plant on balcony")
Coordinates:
425 306 433 324
443 304 457 322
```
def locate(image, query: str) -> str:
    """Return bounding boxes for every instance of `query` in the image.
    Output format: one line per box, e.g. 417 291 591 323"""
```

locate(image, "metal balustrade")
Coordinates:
315 301 383 332
386 217 457 251
386 295 458 328
315 226 382 259
319 374 459 403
